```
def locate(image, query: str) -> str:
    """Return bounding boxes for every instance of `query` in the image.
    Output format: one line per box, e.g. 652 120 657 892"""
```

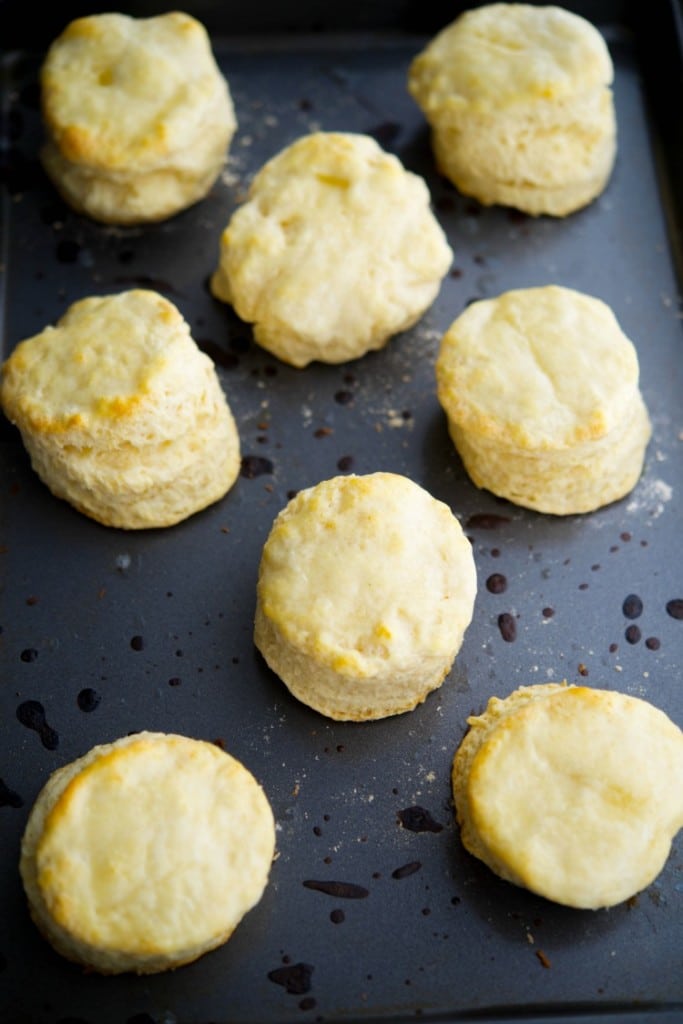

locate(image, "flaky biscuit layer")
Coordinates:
408 4 616 215
211 132 452 366
0 290 241 528
254 472 477 720
435 285 651 514
40 12 236 223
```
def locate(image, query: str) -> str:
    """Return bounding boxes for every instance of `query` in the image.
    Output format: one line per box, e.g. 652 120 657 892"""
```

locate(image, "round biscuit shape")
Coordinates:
435 285 651 514
254 472 477 720
20 732 276 974
0 289 241 528
452 684 683 909
408 3 616 216
210 131 453 367
40 12 237 224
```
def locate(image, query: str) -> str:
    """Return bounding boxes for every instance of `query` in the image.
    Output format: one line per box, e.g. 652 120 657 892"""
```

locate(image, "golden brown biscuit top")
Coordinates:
246 130 406 197
464 686 683 908
0 289 213 436
232 131 432 274
409 3 613 114
41 11 229 168
33 732 275 955
436 285 640 448
212 131 452 362
257 472 476 676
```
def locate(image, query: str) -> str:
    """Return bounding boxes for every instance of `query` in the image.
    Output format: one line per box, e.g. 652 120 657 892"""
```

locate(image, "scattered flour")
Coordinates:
625 477 673 519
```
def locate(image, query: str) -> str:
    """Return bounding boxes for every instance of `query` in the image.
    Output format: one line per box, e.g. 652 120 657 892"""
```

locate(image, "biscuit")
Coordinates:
20 732 276 974
452 684 683 909
0 289 241 528
40 11 237 224
210 131 453 367
254 472 477 720
435 285 651 514
408 4 616 216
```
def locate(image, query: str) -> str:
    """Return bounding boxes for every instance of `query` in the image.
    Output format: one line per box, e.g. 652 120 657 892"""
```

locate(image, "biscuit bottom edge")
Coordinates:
446 391 652 516
20 397 241 530
254 602 453 722
40 133 232 227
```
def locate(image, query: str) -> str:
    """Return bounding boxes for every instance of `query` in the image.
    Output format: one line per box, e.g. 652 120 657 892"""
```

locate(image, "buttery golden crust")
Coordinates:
408 3 616 216
0 290 241 528
452 684 683 909
435 285 651 514
20 732 276 974
210 131 453 366
254 472 477 720
40 12 237 223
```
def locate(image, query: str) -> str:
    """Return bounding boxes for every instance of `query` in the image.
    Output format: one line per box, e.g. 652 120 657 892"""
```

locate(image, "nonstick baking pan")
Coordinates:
1 2 682 1022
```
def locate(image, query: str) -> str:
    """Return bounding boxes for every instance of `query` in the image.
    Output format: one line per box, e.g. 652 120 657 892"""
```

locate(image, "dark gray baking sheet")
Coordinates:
1 3 682 1023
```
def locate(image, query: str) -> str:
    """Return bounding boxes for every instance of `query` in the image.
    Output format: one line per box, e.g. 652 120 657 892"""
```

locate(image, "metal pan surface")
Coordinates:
1 3 682 1022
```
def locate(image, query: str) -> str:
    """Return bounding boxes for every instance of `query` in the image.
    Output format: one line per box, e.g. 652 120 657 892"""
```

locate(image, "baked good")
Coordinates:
435 285 651 515
39 11 237 224
210 131 453 367
452 683 683 909
254 471 477 720
408 3 616 216
20 731 276 974
0 289 241 529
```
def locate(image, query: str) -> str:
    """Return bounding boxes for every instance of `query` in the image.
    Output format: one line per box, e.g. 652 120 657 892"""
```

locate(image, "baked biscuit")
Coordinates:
0 289 241 529
254 472 477 720
210 131 453 367
435 285 651 515
452 684 683 909
408 4 616 216
20 732 276 974
40 11 237 224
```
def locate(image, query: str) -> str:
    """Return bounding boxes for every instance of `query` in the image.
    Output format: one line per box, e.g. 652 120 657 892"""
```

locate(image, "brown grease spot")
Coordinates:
303 880 369 899
392 861 422 880
465 513 511 530
398 806 443 833
268 962 313 994
497 612 517 642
